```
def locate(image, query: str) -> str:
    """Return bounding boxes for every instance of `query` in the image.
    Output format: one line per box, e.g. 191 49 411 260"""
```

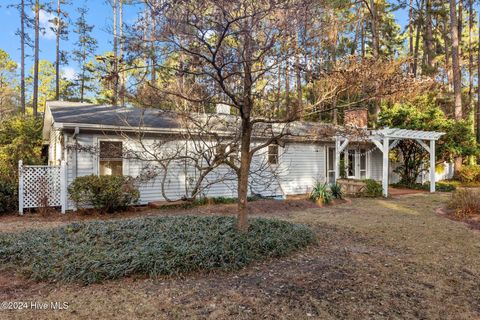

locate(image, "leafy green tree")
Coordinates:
379 95 478 185
0 115 43 181
27 60 56 113
0 49 18 115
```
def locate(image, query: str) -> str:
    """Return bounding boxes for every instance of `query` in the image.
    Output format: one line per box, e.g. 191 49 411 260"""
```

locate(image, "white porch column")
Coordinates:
382 137 389 197
335 137 340 181
430 140 436 192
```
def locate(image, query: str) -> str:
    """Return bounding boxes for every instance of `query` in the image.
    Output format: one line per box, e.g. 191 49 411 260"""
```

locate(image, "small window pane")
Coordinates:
99 141 123 176
100 141 123 159
100 160 123 176
328 148 335 170
348 152 355 177
268 145 279 164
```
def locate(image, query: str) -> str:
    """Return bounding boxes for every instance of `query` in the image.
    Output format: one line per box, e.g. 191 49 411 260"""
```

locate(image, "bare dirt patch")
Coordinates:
1 194 479 320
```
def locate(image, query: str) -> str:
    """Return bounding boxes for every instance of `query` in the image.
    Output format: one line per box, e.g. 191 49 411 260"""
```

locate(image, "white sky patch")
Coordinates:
31 9 56 40
62 66 77 81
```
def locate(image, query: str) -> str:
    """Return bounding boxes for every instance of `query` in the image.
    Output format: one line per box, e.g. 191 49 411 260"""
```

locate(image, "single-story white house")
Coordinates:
37 101 452 212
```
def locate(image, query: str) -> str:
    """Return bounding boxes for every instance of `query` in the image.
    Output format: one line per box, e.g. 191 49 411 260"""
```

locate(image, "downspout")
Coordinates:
72 127 80 178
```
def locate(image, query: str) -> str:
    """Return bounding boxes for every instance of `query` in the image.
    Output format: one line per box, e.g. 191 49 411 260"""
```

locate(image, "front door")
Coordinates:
346 149 368 179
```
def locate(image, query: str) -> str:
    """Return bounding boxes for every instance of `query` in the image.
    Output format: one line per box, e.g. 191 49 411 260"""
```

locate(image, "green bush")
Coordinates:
68 175 140 213
310 182 332 204
329 183 343 199
0 179 17 213
362 179 383 197
0 216 316 284
455 165 480 183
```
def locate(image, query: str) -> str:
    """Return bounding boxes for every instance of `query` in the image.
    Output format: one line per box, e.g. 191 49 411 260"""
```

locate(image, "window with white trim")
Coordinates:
99 141 123 176
268 145 279 165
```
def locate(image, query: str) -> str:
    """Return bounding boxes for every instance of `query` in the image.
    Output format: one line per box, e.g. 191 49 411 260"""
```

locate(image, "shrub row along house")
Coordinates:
35 101 450 212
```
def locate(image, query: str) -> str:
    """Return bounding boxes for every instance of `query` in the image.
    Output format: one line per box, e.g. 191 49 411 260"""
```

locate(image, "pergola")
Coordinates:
335 127 445 197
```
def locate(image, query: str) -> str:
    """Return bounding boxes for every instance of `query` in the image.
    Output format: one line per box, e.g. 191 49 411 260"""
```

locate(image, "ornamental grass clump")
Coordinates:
0 216 315 284
448 188 480 218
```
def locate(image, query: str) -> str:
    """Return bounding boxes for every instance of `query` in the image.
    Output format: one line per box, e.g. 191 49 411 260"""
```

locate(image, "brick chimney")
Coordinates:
344 108 368 128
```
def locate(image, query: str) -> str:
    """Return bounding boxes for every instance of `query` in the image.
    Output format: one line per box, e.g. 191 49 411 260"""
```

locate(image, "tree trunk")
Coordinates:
468 0 473 111
369 0 379 58
449 0 463 120
112 0 118 106
55 0 60 100
424 0 434 71
237 24 254 232
32 0 40 117
20 0 25 113
285 61 290 114
442 16 452 89
150 1 157 84
119 0 125 106
477 11 480 144
295 48 302 119
413 0 424 77
237 118 252 232
409 0 414 74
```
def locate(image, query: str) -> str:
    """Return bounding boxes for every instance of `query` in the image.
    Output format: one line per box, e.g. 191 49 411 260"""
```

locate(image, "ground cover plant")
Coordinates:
0 216 315 284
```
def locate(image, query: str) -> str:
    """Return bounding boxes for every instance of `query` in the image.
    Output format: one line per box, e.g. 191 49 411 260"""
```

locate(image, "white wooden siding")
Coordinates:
277 143 326 195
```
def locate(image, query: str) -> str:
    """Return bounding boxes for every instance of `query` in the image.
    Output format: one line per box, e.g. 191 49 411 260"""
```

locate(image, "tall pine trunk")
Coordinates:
20 0 25 113
468 0 473 111
369 0 379 59
112 0 118 106
409 0 414 74
477 12 480 144
425 0 434 71
449 0 463 120
119 0 125 106
449 0 463 170
32 0 40 117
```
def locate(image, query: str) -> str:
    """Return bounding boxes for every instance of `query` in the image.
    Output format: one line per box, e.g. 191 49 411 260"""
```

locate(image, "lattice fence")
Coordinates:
18 160 67 214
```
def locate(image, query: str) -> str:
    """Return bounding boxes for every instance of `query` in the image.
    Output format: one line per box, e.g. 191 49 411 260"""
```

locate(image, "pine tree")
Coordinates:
72 7 97 103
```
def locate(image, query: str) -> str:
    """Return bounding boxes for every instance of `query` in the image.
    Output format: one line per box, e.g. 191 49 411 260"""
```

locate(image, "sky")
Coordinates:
0 0 143 81
0 0 409 81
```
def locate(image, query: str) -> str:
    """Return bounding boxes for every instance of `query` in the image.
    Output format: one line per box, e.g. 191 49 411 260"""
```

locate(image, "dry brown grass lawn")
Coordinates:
1 193 479 320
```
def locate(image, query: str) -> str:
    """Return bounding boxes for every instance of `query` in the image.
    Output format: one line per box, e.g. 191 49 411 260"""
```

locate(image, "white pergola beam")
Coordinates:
415 139 430 153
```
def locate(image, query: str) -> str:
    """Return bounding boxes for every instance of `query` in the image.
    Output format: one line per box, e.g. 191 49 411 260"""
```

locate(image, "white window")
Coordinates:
327 147 336 184
268 145 279 165
99 141 123 176
347 150 356 178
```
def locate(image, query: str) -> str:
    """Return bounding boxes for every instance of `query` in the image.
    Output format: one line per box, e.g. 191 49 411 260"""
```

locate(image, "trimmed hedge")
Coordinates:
0 216 315 284
68 175 140 213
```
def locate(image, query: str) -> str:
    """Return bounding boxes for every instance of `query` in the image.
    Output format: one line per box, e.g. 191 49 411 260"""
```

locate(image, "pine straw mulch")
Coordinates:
0 198 348 233
0 194 479 319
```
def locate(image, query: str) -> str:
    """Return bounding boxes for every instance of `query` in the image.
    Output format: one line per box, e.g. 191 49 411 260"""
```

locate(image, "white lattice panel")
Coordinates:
22 165 62 208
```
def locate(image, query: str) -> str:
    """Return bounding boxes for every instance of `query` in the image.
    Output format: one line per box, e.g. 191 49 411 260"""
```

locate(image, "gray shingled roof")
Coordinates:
45 101 337 141
49 103 180 130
